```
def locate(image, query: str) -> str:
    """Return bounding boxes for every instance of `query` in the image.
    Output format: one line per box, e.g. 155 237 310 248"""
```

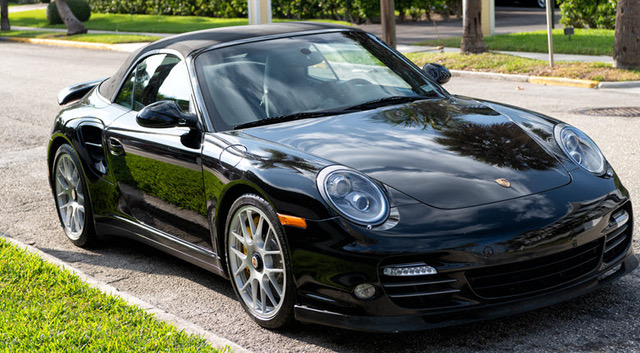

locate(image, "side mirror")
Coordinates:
136 100 199 129
422 63 451 85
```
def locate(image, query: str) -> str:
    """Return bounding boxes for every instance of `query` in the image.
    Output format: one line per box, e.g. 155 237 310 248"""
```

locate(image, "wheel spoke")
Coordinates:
251 278 259 311
56 173 68 190
239 213 252 242
260 281 267 314
231 230 245 245
240 281 250 295
72 207 81 232
65 205 73 226
246 209 257 236
234 265 248 277
231 246 247 261
254 216 264 243
267 273 283 297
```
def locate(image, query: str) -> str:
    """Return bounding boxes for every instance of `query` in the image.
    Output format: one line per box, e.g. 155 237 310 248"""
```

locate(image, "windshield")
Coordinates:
195 31 442 131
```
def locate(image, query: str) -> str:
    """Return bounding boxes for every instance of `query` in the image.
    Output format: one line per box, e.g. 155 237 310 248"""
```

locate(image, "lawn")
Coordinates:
406 52 640 82
0 237 221 352
0 30 161 44
8 9 350 34
417 29 615 56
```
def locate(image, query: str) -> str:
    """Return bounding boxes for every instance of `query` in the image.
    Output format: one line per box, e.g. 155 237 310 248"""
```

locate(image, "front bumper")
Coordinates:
293 252 637 332
285 169 638 332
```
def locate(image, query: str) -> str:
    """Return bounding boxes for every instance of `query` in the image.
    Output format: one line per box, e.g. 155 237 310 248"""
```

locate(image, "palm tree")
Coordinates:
461 0 487 54
0 0 9 31
614 0 640 69
55 0 87 35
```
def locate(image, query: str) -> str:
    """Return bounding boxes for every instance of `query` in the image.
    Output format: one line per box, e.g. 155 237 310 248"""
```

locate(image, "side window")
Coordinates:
114 71 134 109
114 54 192 112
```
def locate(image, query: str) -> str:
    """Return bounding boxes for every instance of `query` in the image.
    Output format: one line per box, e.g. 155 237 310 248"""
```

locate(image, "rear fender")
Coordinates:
58 78 107 105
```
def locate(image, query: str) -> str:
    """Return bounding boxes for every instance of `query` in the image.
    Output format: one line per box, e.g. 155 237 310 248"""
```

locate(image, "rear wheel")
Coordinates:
225 194 294 329
53 144 96 247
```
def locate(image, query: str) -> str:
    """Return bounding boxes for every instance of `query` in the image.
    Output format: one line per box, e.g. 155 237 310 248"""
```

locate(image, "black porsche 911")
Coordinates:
48 22 637 332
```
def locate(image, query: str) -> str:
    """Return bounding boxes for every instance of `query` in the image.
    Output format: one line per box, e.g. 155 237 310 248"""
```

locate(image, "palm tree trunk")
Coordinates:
55 0 87 35
461 0 487 54
0 0 10 31
614 0 640 69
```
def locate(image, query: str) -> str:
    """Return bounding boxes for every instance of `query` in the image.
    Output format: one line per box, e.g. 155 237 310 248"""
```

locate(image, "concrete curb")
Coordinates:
451 69 640 89
529 76 600 88
0 36 129 51
1 234 252 353
597 81 640 89
450 70 529 82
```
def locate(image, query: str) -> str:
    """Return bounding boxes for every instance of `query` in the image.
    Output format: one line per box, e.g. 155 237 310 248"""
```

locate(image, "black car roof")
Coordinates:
99 22 356 101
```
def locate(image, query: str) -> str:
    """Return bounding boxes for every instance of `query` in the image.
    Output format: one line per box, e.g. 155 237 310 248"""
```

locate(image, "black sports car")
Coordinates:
48 22 637 332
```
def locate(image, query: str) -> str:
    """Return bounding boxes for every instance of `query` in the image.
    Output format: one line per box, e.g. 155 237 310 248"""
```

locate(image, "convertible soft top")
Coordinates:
98 22 354 101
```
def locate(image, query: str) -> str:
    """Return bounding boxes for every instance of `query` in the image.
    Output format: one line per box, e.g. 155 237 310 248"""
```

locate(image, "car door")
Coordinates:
105 53 212 250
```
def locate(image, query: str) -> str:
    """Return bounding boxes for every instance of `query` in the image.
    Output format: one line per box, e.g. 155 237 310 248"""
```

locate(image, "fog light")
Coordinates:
383 263 437 277
354 283 376 300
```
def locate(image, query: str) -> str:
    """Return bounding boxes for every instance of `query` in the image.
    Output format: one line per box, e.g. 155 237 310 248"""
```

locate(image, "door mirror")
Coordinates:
422 63 451 85
136 100 199 129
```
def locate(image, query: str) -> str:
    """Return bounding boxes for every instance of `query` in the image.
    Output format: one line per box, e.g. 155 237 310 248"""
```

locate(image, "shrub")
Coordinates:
47 0 92 25
86 0 381 22
560 0 617 29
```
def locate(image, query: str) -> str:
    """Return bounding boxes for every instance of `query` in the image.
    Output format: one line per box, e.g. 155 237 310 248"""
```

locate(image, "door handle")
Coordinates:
107 137 124 156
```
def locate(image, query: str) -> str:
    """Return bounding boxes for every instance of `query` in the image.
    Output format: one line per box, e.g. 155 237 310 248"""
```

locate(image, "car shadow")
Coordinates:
38 235 236 301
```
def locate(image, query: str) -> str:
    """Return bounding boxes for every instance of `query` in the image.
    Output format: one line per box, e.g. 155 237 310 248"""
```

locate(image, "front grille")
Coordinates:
380 272 462 309
603 207 632 263
466 239 603 299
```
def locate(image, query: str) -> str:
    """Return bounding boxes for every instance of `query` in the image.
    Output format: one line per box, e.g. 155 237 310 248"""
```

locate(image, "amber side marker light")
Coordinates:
277 214 307 229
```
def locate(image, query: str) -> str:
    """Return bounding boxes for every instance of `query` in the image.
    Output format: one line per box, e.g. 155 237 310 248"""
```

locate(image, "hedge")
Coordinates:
86 0 461 23
560 0 617 29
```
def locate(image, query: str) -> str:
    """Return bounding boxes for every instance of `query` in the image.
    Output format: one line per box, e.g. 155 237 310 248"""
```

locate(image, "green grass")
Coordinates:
0 30 161 44
417 29 615 56
406 52 640 82
8 9 350 34
0 237 221 352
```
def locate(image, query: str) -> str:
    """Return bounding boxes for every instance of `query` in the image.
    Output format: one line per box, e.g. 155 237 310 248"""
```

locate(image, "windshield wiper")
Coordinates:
234 110 345 130
344 95 430 111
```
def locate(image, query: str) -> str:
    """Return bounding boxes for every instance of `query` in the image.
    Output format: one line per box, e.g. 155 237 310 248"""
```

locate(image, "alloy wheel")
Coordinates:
54 153 86 240
227 205 287 320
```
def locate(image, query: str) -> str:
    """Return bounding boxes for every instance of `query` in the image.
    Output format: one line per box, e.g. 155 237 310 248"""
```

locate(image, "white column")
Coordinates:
481 0 495 36
464 0 495 36
248 0 272 25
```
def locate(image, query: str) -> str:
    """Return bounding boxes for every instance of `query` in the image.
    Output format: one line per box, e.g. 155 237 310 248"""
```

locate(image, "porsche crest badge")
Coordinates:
495 178 511 188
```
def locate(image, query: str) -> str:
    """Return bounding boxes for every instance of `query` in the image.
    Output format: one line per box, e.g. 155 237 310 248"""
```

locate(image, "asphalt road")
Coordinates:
1 42 639 352
359 6 562 45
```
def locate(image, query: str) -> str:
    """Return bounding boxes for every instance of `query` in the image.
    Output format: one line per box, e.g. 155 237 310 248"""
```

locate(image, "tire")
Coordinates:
537 0 545 7
225 194 294 329
52 144 96 247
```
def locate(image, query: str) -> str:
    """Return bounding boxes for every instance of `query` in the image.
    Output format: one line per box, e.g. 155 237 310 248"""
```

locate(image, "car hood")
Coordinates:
242 97 571 209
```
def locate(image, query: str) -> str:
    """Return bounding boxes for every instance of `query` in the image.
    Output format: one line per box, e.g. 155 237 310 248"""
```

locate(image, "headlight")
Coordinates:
554 124 606 175
317 166 389 225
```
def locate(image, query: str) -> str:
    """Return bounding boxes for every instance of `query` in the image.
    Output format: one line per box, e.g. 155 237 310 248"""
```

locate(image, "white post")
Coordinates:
481 0 495 36
248 0 272 25
546 0 554 67
466 0 495 36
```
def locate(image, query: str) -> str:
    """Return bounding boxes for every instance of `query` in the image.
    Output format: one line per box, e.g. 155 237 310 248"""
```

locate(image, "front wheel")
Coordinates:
52 144 96 247
225 194 294 329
